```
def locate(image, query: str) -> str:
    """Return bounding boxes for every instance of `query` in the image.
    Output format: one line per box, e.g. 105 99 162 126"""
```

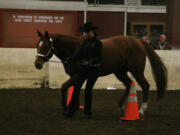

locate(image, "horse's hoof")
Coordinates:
62 110 73 118
82 114 91 119
117 106 125 112
62 107 67 112
139 110 144 116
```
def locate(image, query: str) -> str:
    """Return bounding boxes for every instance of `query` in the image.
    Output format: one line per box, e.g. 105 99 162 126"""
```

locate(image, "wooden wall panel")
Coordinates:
0 9 77 48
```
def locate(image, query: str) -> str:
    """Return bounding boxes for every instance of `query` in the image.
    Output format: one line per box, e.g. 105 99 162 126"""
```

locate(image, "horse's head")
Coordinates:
34 30 54 69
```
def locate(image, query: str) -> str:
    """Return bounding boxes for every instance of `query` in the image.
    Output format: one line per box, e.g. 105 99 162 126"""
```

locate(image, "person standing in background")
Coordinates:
151 34 171 50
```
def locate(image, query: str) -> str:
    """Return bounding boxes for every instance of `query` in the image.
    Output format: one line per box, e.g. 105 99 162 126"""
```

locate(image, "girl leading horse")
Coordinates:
34 30 167 117
63 22 103 117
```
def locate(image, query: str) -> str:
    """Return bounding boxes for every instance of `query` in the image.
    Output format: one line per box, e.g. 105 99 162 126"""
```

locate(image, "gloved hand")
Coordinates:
62 60 67 64
81 60 90 67
62 57 71 64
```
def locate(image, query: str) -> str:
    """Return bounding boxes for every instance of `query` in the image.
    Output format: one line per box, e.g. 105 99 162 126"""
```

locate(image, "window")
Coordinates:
88 0 167 5
131 22 166 43
87 0 124 5
142 0 167 5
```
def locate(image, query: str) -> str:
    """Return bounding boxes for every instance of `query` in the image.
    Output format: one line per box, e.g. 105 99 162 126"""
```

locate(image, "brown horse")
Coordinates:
34 30 167 116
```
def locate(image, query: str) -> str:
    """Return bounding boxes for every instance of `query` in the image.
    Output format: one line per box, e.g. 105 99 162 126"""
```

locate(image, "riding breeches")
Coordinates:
69 67 98 115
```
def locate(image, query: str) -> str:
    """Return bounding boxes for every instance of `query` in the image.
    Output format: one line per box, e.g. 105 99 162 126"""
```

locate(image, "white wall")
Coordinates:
0 0 88 11
48 50 180 90
1 48 178 90
0 48 48 89
0 0 166 13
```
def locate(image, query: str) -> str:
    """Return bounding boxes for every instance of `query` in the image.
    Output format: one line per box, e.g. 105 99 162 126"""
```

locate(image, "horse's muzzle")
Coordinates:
34 60 43 69
35 63 42 69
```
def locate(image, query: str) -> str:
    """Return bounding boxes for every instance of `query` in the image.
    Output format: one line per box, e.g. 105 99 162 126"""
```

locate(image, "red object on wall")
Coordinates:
0 9 78 48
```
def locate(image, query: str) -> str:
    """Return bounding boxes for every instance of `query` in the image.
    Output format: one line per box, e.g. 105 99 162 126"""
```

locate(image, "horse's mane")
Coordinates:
49 33 85 58
51 34 84 45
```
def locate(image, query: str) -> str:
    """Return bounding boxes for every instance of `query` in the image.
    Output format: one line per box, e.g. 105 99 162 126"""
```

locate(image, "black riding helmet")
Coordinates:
80 22 99 33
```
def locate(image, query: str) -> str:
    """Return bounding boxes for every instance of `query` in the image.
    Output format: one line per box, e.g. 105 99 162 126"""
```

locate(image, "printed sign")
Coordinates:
13 15 64 24
1 12 76 48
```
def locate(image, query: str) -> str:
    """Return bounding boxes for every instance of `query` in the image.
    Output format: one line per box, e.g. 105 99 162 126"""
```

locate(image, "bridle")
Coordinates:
36 37 73 64
36 38 55 60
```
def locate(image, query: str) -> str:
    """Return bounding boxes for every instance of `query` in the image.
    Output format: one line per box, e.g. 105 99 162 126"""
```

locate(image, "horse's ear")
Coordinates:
37 30 42 37
45 30 49 39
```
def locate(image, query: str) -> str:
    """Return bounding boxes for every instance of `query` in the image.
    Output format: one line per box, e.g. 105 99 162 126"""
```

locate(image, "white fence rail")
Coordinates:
0 48 179 90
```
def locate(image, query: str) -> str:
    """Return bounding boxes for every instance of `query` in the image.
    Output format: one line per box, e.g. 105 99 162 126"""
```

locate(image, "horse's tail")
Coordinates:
141 40 167 99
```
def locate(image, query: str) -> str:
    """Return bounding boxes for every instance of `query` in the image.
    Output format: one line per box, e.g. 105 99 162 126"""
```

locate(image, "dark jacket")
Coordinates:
151 40 171 50
73 36 102 66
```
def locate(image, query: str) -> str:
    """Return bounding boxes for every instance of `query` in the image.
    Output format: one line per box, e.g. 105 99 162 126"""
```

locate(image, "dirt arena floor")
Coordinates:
0 88 180 135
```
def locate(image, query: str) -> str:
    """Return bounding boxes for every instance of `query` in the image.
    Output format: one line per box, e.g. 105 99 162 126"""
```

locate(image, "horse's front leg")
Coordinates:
60 74 78 111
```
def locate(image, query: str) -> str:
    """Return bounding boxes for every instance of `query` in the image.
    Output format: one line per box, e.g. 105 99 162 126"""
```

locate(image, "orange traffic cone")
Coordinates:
120 81 140 120
66 86 84 109
66 86 74 106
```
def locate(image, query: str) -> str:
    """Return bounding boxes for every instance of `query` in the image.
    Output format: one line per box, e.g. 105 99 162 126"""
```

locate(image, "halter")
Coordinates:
36 38 55 59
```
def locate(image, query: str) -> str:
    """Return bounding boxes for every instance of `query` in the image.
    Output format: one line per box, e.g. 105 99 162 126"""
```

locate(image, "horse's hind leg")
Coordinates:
131 72 150 115
114 71 132 109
